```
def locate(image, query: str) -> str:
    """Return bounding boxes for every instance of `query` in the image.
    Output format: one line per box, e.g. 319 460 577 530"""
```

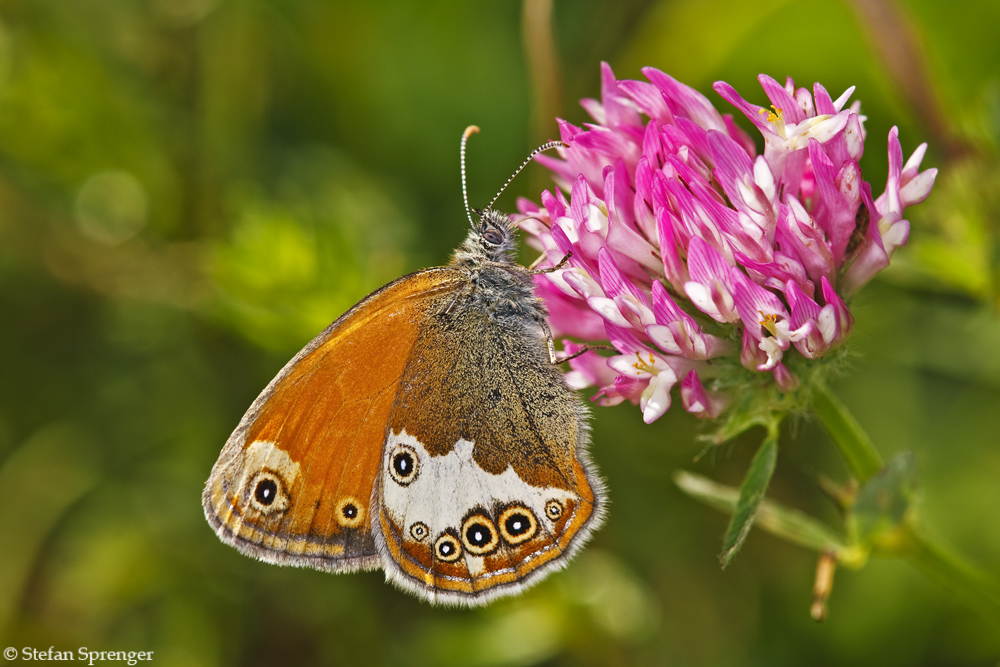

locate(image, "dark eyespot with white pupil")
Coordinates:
388 444 419 486
505 513 529 536
466 524 489 547
499 505 537 545
341 503 357 519
434 534 462 562
483 228 503 245
461 515 499 555
254 479 277 506
393 452 412 475
410 522 429 541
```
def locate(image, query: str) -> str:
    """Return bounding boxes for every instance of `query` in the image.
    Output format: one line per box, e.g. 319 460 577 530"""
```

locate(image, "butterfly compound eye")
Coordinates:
388 444 419 486
483 228 504 245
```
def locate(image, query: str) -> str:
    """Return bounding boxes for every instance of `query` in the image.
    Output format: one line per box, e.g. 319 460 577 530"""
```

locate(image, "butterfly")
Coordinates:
203 127 605 606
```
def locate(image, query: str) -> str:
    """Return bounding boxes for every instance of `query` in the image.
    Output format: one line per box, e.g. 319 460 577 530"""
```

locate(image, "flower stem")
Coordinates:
811 382 884 482
889 523 1000 627
813 382 1000 626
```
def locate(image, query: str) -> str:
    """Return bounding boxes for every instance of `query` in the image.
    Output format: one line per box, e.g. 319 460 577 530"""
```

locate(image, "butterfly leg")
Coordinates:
556 343 614 363
525 314 561 365
529 252 572 274
440 282 474 316
535 314 613 365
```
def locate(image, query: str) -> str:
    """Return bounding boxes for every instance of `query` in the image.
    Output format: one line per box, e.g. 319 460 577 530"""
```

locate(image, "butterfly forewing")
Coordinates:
203 268 465 571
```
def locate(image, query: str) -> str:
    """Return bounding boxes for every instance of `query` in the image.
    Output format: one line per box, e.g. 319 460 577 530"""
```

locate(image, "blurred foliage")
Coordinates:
891 85 1000 305
209 149 414 349
0 0 999 665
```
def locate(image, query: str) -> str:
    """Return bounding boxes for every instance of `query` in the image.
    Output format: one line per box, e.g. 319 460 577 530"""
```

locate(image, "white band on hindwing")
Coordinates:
380 429 577 557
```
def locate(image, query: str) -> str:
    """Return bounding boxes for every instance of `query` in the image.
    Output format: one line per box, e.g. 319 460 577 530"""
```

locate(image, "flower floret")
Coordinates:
517 64 935 423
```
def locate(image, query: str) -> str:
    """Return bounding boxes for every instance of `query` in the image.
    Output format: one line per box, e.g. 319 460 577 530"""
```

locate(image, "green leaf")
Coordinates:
719 435 778 568
852 451 920 544
674 470 847 555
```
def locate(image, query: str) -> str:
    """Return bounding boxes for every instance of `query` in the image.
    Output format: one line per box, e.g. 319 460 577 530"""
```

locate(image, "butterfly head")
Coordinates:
452 207 519 266
455 126 564 269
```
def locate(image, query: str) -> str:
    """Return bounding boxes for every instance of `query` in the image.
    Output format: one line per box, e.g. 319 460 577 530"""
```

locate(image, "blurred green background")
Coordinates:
1 0 999 665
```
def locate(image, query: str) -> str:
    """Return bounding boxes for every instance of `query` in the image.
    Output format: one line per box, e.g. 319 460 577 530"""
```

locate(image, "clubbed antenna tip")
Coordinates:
460 125 565 229
461 126 480 228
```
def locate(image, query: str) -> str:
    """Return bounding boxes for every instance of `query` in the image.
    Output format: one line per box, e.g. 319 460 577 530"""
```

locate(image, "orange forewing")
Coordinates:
203 268 464 571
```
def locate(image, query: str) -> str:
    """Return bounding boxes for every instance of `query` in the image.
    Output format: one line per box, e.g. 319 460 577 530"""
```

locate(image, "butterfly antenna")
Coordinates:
485 139 566 218
461 125 480 229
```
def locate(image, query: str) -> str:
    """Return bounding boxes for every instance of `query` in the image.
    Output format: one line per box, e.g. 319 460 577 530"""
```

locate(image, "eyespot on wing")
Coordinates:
203 268 468 572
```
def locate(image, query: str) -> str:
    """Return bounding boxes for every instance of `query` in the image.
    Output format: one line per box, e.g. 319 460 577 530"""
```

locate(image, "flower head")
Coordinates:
518 64 937 424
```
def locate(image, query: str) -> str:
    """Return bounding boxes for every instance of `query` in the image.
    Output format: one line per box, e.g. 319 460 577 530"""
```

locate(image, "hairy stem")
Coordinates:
811 382 884 482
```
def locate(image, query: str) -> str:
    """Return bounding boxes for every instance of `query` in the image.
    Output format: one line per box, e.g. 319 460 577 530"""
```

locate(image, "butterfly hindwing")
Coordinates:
374 280 604 603
203 268 465 572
